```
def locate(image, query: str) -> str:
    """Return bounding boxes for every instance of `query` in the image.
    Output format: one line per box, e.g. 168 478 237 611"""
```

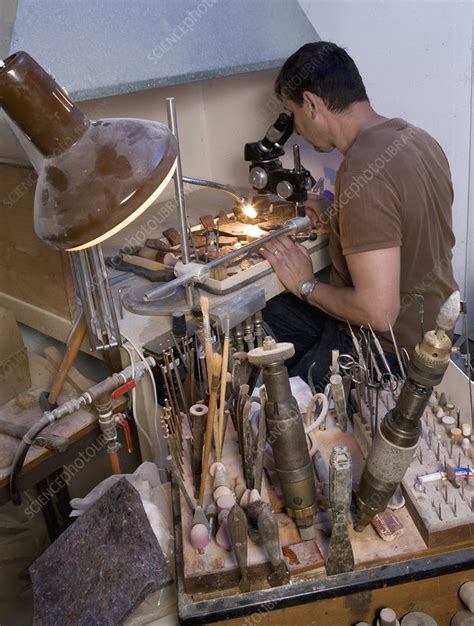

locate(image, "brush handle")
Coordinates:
199 357 221 506
216 335 230 461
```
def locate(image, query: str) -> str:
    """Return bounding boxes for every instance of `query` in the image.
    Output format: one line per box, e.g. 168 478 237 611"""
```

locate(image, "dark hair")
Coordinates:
275 41 369 112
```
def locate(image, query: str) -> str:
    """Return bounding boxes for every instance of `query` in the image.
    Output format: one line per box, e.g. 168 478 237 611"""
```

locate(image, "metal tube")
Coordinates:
143 216 310 301
182 176 246 205
92 245 120 349
263 360 316 539
355 295 458 530
166 97 193 306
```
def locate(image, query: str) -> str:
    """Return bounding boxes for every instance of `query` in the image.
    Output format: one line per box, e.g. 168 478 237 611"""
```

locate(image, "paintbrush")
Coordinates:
199 352 222 506
199 294 213 393
216 311 230 462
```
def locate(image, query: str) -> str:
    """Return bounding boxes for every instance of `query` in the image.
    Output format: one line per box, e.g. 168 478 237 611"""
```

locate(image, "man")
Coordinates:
261 42 458 387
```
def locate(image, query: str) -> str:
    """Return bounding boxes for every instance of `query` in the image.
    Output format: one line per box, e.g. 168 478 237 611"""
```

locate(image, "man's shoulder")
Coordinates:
341 118 444 174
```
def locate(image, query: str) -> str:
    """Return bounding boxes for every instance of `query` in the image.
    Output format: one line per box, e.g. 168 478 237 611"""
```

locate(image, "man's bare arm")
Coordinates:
307 247 400 331
262 237 400 332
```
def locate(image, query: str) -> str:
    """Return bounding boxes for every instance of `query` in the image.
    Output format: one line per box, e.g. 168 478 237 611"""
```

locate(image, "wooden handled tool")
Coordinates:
227 503 251 592
190 404 207 496
216 311 230 462
198 352 222 506
247 499 290 587
48 315 87 405
258 505 290 587
199 295 213 393
253 388 267 494
0 418 69 453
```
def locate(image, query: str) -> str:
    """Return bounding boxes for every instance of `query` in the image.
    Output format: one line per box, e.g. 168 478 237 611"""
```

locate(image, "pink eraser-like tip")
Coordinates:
216 520 232 550
217 493 236 511
239 489 251 509
190 523 210 550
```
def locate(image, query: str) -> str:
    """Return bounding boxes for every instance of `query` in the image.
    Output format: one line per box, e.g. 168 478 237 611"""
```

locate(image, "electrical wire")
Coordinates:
120 334 166 470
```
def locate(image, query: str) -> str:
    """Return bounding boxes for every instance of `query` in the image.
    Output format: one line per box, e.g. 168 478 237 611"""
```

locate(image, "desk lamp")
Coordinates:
0 51 178 349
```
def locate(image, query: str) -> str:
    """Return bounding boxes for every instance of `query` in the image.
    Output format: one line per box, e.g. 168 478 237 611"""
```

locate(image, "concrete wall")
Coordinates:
299 0 473 335
0 66 279 189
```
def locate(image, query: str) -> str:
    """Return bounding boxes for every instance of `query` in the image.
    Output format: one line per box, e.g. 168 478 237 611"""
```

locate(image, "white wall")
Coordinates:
468 16 474 339
299 0 473 334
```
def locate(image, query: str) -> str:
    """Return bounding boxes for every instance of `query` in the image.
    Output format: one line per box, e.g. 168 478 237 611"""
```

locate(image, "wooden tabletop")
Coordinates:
0 351 96 491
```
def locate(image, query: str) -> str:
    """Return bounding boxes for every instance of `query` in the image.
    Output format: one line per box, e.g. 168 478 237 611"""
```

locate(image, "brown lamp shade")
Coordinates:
0 51 177 250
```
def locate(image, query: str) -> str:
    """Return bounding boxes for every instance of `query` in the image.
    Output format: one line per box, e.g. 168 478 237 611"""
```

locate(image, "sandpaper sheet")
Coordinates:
30 478 171 626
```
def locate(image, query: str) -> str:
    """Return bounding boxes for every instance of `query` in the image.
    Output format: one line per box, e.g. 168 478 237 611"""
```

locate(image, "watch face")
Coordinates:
301 279 317 299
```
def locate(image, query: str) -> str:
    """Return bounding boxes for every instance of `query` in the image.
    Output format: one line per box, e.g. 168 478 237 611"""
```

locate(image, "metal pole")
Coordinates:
182 176 246 205
166 97 193 306
293 144 305 218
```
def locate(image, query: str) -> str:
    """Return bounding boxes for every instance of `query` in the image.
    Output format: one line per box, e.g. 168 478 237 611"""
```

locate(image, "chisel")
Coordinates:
326 445 355 575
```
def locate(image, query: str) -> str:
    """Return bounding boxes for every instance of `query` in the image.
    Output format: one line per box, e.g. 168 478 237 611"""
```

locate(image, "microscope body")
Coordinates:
244 112 315 215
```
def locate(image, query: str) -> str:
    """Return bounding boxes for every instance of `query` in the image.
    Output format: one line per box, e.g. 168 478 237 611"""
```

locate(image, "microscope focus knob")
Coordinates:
249 166 268 190
276 180 294 199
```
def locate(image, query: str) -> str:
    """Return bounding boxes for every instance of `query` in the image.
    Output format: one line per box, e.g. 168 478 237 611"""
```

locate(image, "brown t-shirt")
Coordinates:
329 118 458 353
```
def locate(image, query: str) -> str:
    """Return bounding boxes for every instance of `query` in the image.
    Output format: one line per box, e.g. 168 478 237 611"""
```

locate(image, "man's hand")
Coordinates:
260 235 314 297
305 196 332 234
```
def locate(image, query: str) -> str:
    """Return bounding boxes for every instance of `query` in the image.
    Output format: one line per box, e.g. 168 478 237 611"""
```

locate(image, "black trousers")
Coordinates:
262 292 399 390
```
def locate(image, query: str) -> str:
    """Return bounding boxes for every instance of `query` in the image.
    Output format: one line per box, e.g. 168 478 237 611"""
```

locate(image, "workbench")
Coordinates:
0 352 98 510
175 537 473 625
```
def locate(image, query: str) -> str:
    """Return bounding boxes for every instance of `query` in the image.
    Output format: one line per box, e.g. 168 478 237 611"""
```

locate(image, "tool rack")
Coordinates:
171 361 474 625
173 484 473 625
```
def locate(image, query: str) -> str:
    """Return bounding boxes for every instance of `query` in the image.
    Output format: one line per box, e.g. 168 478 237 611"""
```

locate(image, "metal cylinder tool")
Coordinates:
355 292 460 530
248 337 316 540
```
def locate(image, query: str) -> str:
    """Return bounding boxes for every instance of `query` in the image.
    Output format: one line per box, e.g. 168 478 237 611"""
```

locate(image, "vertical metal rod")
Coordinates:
93 246 121 347
166 97 193 306
75 247 120 351
293 144 305 217
73 251 97 348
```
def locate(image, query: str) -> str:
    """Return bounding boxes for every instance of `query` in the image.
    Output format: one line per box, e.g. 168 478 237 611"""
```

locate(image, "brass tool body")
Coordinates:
248 337 316 540
356 292 460 529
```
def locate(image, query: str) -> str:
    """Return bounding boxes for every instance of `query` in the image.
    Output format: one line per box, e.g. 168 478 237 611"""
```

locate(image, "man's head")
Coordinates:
275 42 369 152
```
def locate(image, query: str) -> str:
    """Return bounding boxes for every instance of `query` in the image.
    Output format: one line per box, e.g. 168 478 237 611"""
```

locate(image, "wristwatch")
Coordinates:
299 278 319 302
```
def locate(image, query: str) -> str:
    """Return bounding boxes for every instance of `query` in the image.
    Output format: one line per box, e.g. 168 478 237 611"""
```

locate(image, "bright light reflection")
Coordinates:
245 224 265 239
242 203 257 219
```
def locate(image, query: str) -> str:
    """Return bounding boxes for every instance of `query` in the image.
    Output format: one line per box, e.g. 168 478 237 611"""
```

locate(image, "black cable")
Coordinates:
10 416 51 505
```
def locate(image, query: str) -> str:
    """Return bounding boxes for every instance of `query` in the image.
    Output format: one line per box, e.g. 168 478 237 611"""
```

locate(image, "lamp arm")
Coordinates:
182 176 247 205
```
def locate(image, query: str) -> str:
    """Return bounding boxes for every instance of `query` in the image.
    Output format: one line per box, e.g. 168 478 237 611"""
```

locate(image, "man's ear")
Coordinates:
302 91 321 119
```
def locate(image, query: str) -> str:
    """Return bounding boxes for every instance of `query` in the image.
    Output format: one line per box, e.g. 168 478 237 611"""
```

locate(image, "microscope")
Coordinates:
244 113 316 217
